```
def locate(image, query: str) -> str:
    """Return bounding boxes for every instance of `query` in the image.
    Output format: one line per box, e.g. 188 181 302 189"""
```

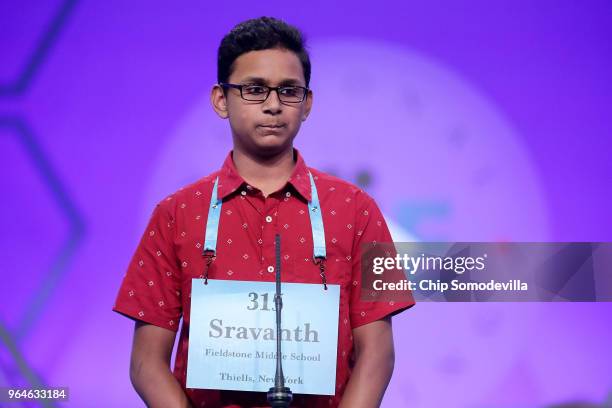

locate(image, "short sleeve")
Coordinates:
349 191 415 329
112 199 182 332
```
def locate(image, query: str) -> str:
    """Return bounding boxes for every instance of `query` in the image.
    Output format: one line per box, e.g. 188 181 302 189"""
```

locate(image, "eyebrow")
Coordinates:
239 76 304 86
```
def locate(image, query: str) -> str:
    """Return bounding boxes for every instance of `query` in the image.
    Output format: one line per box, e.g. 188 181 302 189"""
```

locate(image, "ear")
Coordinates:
211 84 229 119
301 89 313 122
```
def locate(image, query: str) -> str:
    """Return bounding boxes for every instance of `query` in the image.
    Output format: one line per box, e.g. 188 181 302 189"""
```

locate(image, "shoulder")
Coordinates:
153 171 220 216
307 167 377 209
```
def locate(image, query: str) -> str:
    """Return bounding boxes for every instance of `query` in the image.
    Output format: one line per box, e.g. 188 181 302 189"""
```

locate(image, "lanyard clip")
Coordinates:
202 250 216 285
314 257 328 290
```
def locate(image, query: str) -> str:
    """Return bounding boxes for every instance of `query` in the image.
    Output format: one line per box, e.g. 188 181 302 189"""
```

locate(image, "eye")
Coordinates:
279 87 300 97
243 85 267 95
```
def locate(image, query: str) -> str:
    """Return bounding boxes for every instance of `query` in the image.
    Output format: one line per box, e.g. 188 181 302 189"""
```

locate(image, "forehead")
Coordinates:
229 48 305 85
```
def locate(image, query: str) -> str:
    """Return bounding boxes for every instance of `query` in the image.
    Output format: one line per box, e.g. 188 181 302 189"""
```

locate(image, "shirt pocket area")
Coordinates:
290 256 352 287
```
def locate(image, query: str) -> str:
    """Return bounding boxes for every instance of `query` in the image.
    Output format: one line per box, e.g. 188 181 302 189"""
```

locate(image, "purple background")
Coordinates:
1 1 611 407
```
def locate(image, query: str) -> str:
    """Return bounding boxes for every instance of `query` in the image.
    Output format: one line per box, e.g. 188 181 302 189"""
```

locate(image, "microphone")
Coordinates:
267 233 293 408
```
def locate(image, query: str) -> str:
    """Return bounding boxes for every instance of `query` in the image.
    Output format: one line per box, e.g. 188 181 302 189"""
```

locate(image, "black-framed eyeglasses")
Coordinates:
219 83 309 104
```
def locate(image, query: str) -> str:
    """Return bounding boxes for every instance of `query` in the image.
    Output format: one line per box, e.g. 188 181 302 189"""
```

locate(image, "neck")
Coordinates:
232 147 296 197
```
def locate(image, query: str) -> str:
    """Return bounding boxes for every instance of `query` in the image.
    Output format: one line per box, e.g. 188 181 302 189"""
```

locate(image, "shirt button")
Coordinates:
265 215 273 223
267 266 275 273
285 191 291 197
241 191 247 196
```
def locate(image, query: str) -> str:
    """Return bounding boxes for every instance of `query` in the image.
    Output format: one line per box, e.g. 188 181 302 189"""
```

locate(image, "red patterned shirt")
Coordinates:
113 149 414 408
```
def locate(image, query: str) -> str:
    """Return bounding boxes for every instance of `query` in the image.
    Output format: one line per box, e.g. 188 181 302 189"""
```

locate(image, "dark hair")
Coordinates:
217 17 311 87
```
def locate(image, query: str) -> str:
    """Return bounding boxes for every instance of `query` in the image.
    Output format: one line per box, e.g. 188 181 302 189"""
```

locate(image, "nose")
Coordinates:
262 88 282 114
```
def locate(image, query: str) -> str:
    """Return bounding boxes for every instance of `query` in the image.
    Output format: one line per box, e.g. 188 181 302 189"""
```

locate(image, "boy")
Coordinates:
113 16 414 408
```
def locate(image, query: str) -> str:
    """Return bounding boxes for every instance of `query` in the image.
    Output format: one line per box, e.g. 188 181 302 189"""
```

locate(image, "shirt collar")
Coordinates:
216 148 312 202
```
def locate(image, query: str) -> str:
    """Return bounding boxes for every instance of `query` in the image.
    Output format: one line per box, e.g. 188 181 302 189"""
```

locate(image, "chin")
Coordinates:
251 137 294 157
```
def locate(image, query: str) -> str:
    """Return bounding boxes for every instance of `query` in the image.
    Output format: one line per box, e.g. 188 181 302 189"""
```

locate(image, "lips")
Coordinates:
259 124 285 128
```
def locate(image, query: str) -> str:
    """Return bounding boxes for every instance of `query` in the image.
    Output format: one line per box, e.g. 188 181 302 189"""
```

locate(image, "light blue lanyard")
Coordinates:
306 172 326 259
203 176 223 254
203 172 326 261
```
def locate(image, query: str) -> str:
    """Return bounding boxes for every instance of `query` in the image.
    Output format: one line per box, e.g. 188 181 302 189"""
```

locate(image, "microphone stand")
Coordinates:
267 234 293 408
